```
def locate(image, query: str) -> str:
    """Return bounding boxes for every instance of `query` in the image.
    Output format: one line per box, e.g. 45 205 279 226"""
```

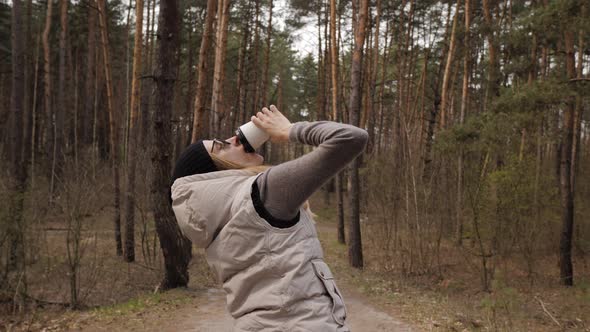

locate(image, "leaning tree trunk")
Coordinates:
347 0 369 269
97 0 123 256
152 0 193 290
191 0 217 142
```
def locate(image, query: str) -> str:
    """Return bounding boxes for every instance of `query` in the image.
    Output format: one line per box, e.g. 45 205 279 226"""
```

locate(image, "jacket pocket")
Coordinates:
311 259 348 326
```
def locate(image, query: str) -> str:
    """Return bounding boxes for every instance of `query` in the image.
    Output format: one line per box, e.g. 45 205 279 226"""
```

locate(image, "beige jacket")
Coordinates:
171 169 349 331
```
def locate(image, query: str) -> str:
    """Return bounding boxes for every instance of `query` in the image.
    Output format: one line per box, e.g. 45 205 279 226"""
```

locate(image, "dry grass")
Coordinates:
0 168 218 330
1 177 588 331
311 191 590 332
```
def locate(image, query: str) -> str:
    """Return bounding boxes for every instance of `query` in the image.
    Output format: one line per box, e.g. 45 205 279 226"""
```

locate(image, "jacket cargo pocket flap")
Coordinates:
310 259 347 326
311 260 334 280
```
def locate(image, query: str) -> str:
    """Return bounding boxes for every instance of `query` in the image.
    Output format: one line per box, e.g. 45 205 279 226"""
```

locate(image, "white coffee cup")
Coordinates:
236 121 270 153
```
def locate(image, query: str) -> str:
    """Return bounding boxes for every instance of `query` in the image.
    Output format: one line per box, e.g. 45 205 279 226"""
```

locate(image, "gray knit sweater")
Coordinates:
256 121 368 222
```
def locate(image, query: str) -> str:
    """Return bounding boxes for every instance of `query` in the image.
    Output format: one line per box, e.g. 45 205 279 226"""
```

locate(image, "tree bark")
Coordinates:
153 0 193 290
456 0 470 246
8 0 27 275
316 2 324 122
182 8 195 152
191 0 217 142
125 0 145 262
571 9 585 253
330 0 345 244
234 1 251 135
83 0 96 145
559 30 576 286
42 0 52 163
423 2 452 181
250 0 261 120
54 0 68 183
97 0 123 256
377 21 390 154
29 32 41 188
211 0 232 137
440 0 460 129
262 0 273 107
482 0 499 109
347 0 369 269
366 0 380 154
329 0 338 116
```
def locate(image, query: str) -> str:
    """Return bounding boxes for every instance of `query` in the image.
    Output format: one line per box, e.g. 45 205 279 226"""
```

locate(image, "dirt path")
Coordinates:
70 217 416 331
149 287 413 332
77 285 414 332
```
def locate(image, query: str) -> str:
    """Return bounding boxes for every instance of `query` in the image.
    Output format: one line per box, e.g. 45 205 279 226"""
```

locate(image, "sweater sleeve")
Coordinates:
255 121 368 224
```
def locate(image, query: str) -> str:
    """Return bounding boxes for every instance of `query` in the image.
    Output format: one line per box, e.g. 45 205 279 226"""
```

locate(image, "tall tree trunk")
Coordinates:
22 0 33 178
423 2 452 181
348 0 369 269
125 0 145 262
330 0 345 244
323 0 330 122
55 0 68 185
8 0 27 276
456 0 470 246
211 0 232 137
250 0 261 119
123 0 132 159
440 0 460 129
559 30 576 286
42 0 52 169
140 0 152 145
262 0 273 107
152 0 193 290
182 9 195 151
97 0 123 256
482 0 499 110
572 8 585 253
30 33 41 188
366 0 380 154
316 2 324 122
143 0 157 144
191 0 217 142
83 1 96 145
377 21 390 154
234 1 251 136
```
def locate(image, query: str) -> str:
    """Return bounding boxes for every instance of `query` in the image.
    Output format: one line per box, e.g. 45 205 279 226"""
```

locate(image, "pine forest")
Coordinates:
1 0 590 330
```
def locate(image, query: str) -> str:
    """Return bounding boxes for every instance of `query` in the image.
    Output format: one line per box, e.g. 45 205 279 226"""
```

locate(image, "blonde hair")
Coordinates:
209 153 271 174
209 153 315 217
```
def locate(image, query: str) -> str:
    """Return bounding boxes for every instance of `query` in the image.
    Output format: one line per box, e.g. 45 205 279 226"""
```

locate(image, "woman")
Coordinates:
170 105 368 331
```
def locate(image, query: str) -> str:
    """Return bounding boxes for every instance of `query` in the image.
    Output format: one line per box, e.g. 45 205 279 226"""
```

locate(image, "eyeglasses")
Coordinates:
211 138 231 153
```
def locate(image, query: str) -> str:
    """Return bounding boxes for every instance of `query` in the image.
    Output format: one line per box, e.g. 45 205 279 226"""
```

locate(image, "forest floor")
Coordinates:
1 191 589 331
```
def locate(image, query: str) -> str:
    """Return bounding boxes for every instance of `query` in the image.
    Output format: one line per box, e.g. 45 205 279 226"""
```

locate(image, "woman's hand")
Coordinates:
251 105 293 143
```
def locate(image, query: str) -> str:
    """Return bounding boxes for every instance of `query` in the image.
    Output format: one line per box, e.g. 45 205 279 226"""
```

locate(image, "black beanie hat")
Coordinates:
169 140 218 203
